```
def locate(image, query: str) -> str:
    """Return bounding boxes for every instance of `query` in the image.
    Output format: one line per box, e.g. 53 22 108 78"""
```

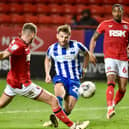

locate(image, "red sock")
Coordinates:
106 82 115 107
114 89 126 105
53 106 74 127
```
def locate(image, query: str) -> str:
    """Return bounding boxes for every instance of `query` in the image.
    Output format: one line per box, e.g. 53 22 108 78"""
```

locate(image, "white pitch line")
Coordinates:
0 106 129 114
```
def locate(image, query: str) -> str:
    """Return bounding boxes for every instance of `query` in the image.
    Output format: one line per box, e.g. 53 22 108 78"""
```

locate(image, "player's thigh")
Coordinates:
14 83 42 99
64 95 77 112
0 93 14 108
68 79 80 99
117 60 128 78
117 77 128 91
54 83 66 98
0 84 16 107
104 58 118 76
104 58 117 82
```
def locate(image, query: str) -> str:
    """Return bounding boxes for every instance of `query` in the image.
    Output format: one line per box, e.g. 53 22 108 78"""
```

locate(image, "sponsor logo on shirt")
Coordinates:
123 25 128 29
54 55 75 62
10 44 19 51
109 30 126 37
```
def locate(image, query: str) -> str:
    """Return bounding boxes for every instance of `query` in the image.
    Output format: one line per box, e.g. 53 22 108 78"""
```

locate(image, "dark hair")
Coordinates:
112 4 123 11
57 24 71 35
22 23 37 34
82 9 90 15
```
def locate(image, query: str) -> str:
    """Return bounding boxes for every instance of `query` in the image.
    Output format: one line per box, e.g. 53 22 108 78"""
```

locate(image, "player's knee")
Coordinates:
51 95 58 107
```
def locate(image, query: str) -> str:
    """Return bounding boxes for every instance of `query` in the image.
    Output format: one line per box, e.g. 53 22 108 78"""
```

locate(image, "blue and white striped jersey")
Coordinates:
47 40 88 80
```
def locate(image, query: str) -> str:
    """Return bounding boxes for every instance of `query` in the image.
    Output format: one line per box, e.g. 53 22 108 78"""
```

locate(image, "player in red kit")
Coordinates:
0 23 89 129
89 4 129 119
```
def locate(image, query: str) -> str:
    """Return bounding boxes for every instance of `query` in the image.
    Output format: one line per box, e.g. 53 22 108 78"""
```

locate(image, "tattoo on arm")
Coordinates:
93 31 100 40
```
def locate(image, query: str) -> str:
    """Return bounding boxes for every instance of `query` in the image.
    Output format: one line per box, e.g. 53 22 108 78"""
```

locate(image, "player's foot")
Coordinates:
70 121 90 129
107 107 115 119
42 114 58 128
42 120 53 127
50 114 58 127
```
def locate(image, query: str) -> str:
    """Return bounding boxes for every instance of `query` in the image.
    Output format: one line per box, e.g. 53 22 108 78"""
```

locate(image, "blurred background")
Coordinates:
0 0 128 80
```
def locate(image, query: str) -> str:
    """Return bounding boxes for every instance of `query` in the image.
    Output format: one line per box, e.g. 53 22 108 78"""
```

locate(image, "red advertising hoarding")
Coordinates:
0 26 84 54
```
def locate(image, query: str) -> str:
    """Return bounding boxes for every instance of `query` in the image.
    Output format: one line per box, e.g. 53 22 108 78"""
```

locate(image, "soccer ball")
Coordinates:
79 81 96 98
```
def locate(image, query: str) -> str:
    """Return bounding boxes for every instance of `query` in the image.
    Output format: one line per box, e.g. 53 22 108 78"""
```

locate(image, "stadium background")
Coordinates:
0 1 129 129
0 0 129 80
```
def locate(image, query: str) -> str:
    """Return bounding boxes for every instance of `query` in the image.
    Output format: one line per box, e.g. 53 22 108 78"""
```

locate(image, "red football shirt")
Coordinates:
96 19 129 60
7 37 31 88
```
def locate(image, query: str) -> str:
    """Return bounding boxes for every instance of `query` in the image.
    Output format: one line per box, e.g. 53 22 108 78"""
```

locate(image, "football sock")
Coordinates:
57 96 63 108
114 89 126 105
106 82 115 107
53 106 74 127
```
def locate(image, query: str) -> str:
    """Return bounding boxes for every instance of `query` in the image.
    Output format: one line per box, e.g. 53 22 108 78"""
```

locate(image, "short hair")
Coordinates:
22 23 37 34
57 24 71 35
112 4 123 11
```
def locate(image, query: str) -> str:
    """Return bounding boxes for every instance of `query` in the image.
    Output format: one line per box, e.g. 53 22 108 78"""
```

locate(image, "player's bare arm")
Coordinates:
89 31 100 65
0 50 11 60
82 51 89 77
44 56 52 83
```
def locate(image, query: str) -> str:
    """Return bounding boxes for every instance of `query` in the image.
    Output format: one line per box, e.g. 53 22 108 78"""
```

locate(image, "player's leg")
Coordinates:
114 60 128 106
36 85 90 129
43 76 67 127
104 58 117 119
18 83 73 128
43 83 66 128
36 88 80 128
106 74 116 120
0 84 15 108
114 77 128 105
64 95 77 116
106 74 116 107
0 93 14 108
53 76 68 108
14 83 90 129
64 79 80 115
54 83 66 108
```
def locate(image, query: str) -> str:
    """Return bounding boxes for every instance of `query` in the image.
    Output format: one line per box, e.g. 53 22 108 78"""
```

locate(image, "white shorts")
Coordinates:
104 58 128 78
4 83 43 99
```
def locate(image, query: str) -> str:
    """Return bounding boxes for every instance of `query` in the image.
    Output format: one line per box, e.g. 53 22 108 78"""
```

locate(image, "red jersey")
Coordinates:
7 37 31 88
96 19 129 60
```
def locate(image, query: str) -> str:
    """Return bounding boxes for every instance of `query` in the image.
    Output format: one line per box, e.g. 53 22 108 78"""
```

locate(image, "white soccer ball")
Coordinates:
79 81 96 98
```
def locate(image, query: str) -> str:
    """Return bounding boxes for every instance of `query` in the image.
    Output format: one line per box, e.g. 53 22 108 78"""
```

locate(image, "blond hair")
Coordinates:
57 24 71 35
22 23 37 34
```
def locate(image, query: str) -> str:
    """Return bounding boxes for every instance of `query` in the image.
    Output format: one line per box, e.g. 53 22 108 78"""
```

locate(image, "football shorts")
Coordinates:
104 58 128 78
53 75 80 99
4 82 43 99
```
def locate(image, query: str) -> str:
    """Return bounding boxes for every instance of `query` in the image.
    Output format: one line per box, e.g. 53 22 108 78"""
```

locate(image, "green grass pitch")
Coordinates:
0 79 129 129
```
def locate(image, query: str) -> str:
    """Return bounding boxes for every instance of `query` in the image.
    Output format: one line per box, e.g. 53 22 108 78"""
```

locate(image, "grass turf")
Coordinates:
0 79 129 129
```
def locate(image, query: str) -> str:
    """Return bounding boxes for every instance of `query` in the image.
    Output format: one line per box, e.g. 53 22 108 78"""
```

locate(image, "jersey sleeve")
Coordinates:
7 39 24 55
77 42 88 53
46 46 52 59
96 21 105 34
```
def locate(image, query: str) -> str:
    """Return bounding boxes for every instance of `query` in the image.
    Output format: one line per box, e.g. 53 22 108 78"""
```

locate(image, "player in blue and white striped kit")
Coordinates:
44 24 90 128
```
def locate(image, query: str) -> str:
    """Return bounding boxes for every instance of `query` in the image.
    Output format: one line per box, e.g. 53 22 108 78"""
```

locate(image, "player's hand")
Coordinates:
45 74 52 83
81 67 87 79
89 53 97 65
